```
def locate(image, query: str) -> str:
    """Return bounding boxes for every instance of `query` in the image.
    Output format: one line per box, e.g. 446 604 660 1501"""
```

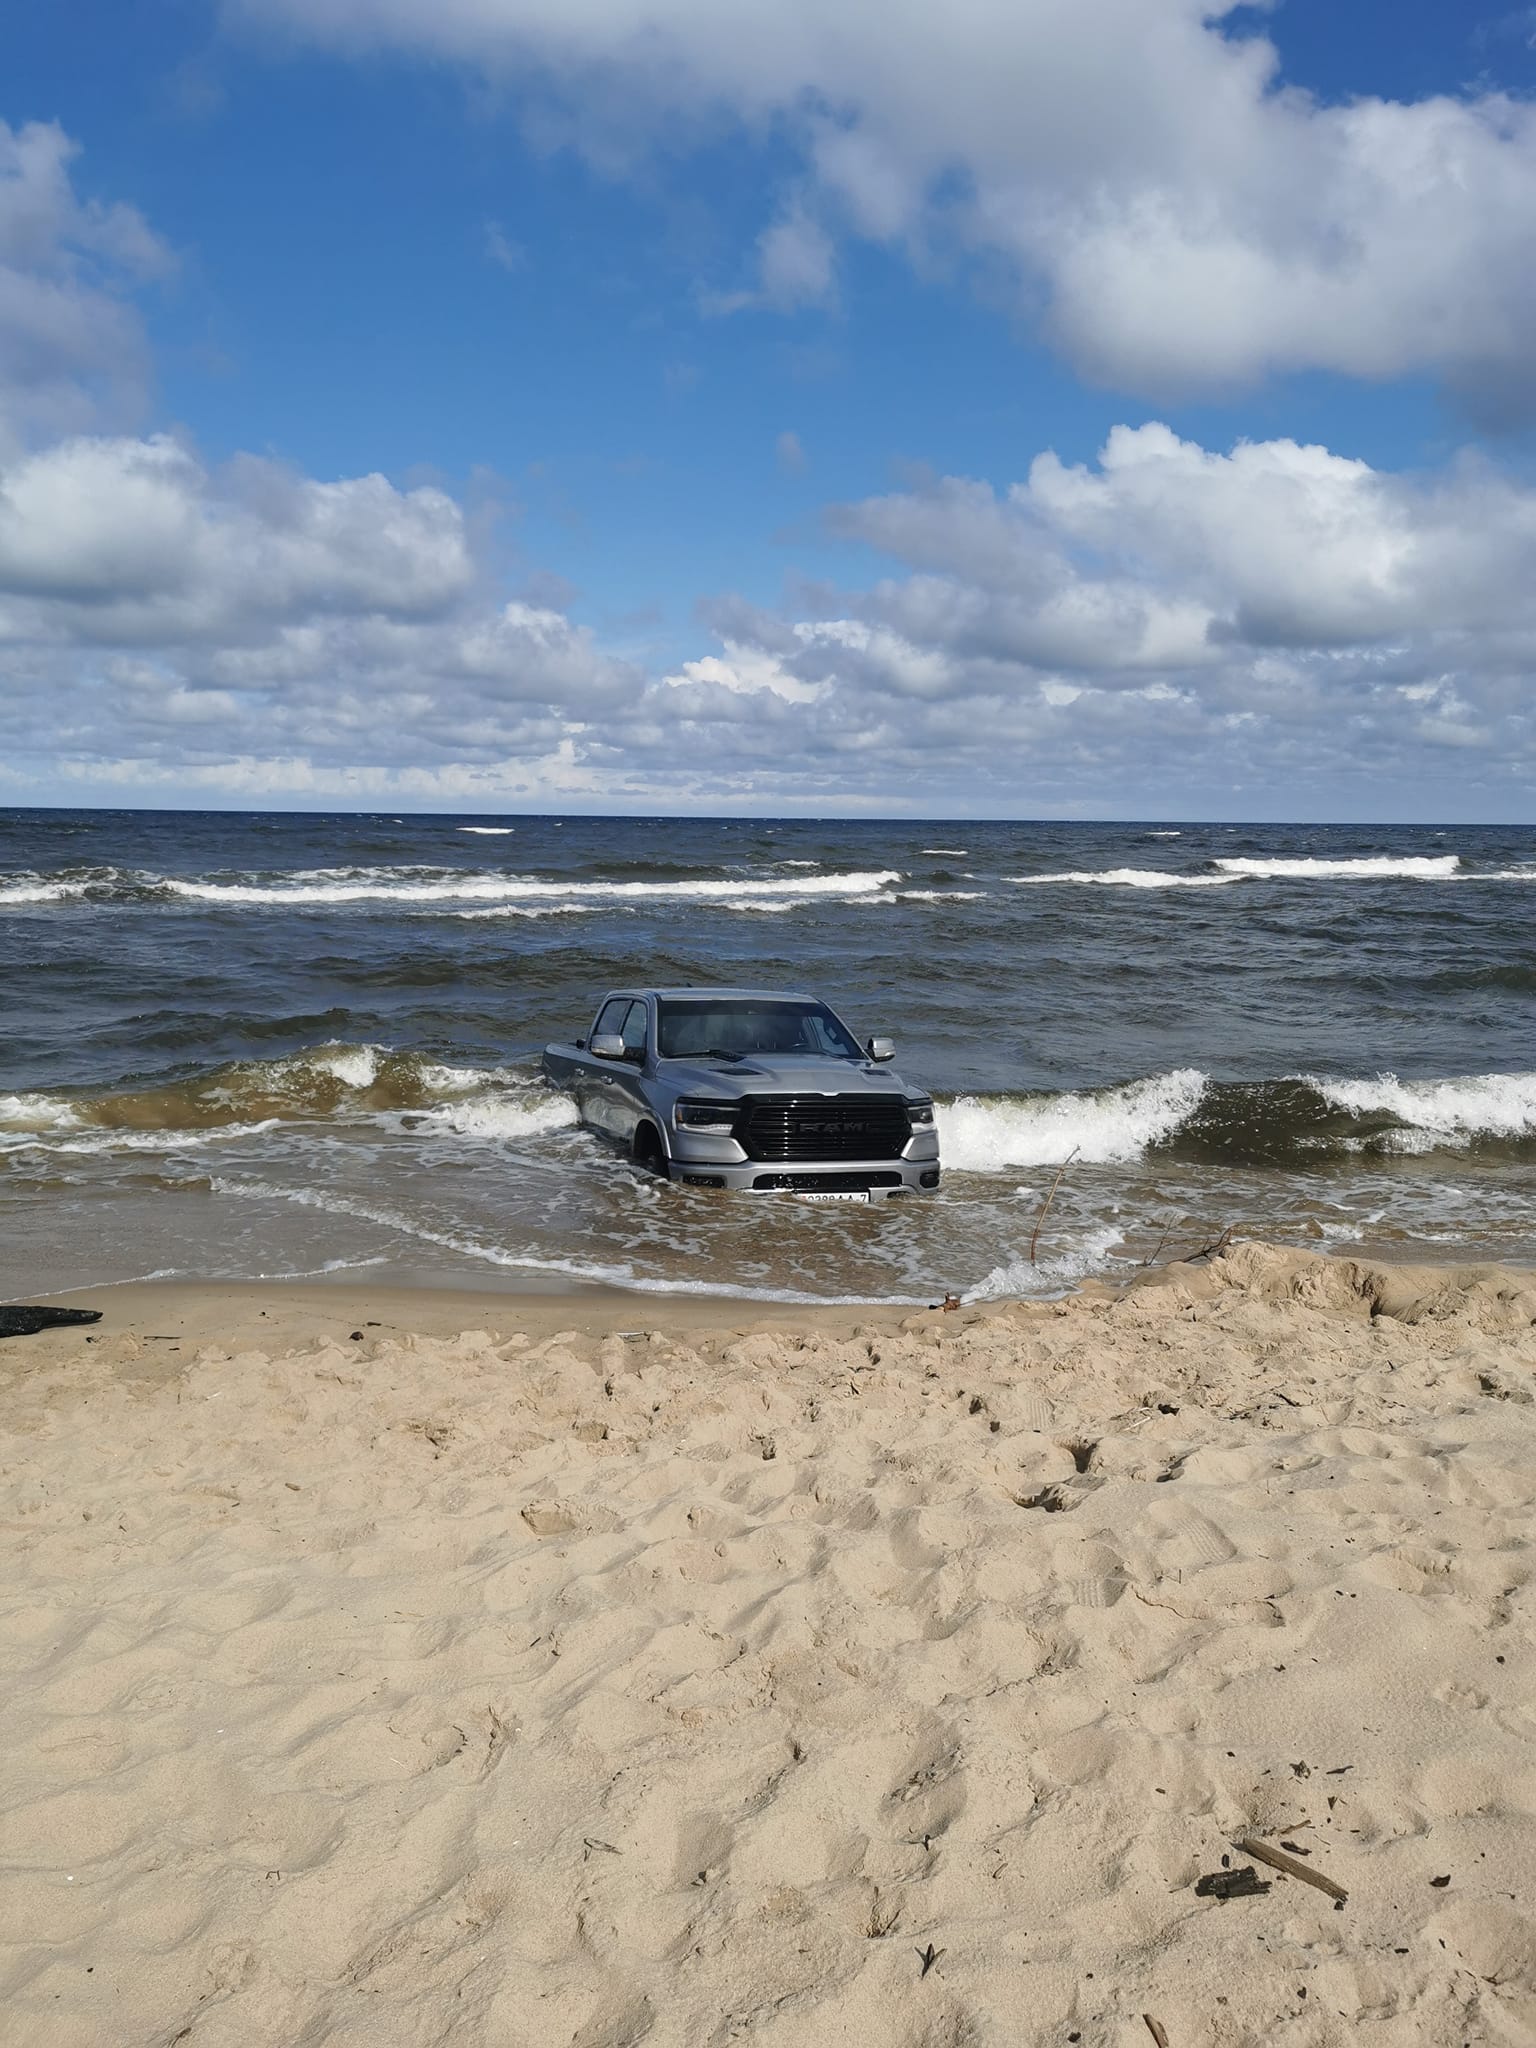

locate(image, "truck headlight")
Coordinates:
907 1099 935 1126
674 1099 738 1131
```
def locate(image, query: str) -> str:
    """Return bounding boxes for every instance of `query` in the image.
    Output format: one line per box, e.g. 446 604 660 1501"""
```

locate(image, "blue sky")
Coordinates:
2 1 1536 816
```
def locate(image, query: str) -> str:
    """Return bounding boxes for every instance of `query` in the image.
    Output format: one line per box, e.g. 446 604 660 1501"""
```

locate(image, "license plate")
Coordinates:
794 1190 869 1204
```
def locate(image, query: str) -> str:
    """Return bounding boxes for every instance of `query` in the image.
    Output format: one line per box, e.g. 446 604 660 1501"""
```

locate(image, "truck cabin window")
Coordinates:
656 999 862 1061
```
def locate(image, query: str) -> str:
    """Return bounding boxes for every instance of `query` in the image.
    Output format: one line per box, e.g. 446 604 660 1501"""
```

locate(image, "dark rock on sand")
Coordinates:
0 1306 103 1339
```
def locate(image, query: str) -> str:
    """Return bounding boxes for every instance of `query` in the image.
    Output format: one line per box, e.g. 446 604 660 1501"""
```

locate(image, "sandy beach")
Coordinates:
4 1242 1536 2046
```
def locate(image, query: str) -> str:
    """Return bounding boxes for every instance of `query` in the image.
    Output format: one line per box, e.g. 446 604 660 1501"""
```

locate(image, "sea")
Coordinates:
2 809 1534 1305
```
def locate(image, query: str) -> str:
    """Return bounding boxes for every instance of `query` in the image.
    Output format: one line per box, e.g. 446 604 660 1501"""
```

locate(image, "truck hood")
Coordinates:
660 1055 918 1101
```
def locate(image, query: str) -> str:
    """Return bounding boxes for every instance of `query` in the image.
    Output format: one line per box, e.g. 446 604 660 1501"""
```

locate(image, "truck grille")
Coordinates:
735 1094 912 1163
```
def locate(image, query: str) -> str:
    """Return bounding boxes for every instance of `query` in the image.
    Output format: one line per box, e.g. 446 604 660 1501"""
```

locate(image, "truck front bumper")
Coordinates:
665 1129 941 1195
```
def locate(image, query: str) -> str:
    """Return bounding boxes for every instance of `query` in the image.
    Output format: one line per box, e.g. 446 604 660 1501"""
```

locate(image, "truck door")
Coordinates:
608 998 651 1146
575 996 632 1136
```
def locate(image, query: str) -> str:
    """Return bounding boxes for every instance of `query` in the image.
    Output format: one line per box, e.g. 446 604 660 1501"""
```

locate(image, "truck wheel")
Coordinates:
633 1123 667 1177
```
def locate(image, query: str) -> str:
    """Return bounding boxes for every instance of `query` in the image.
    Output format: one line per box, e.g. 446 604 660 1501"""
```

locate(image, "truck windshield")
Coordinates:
656 998 862 1061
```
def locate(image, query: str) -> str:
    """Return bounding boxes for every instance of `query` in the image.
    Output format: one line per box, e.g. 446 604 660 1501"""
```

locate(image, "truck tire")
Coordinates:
633 1122 668 1177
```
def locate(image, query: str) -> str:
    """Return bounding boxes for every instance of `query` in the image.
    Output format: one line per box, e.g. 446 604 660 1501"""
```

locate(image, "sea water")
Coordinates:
2 809 1534 1302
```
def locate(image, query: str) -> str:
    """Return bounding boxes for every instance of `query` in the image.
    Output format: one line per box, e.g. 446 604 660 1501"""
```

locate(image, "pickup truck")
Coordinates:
542 985 941 1199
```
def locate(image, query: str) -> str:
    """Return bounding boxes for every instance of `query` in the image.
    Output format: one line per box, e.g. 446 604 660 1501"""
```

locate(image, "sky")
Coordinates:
2 0 1536 819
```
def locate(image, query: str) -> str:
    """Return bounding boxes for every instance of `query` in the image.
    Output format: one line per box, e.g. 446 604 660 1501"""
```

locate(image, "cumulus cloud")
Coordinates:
0 119 170 454
0 434 642 789
13 413 1536 812
3 112 1533 814
230 0 1536 407
0 119 645 805
662 422 1536 808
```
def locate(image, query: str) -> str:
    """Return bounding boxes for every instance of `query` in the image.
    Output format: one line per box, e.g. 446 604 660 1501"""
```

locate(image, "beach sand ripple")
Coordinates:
4 1242 1536 2044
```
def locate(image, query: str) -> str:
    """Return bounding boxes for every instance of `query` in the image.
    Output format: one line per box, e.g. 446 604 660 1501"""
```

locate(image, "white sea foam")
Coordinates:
897 890 986 902
415 1091 579 1140
1007 868 1241 889
453 903 596 920
1313 1070 1536 1150
968 1224 1128 1301
922 847 969 856
1214 855 1461 879
458 826 515 834
206 1177 924 1302
166 867 902 906
1147 830 1182 838
23 1122 282 1155
0 1093 83 1132
0 878 90 905
308 1045 381 1090
936 1070 1208 1170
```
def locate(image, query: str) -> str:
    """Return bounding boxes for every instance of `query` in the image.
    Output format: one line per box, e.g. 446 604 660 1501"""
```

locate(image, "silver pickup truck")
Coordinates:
542 985 941 1199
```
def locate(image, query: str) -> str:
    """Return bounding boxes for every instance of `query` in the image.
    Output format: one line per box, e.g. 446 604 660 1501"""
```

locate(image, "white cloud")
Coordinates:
0 120 169 454
0 132 640 800
661 421 1536 807
230 0 1536 406
3 115 1534 815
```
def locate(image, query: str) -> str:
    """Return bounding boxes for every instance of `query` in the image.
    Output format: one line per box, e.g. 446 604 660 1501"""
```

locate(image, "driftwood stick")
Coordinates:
1029 1147 1079 1264
1235 1835 1348 1903
1143 2018 1170 2048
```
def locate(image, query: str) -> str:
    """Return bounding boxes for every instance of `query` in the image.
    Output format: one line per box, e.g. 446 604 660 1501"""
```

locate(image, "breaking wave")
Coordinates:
1008 868 1242 889
0 1044 572 1150
1213 855 1461 880
937 1068 1536 1171
938 1071 1207 1168
163 867 902 906
8 1040 1536 1175
0 877 92 904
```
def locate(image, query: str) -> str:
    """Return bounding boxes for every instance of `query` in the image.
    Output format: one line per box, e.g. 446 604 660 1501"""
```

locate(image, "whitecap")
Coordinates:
453 903 595 920
1007 868 1241 889
458 826 516 834
166 867 902 906
0 1092 83 1132
1312 1070 1536 1150
0 878 90 905
309 1045 381 1090
413 1092 579 1140
936 1070 1208 1170
1214 855 1460 879
921 847 969 856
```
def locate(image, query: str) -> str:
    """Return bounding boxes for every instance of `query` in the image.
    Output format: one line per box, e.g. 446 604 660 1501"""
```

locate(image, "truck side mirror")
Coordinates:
590 1032 626 1060
867 1035 896 1062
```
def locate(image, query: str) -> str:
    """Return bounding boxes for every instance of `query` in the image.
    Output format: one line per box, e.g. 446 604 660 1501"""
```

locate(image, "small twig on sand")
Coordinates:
1141 1222 1237 1271
1184 1225 1236 1265
1144 2019 1171 2048
1235 1835 1348 1904
1137 1221 1178 1268
1029 1147 1079 1265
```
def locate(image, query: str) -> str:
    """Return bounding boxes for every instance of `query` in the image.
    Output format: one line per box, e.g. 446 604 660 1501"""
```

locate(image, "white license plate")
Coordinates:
794 1190 869 1204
